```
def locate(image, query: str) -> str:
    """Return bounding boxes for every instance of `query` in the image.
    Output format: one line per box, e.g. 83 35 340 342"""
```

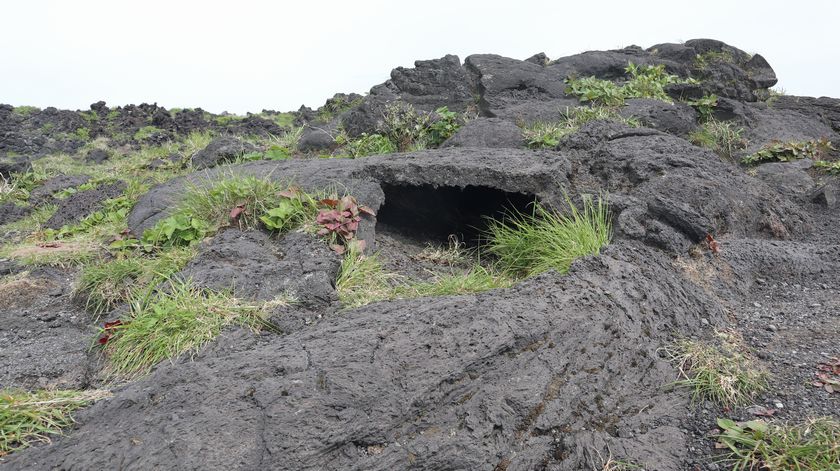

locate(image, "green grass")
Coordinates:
661 332 768 407
11 106 40 117
522 106 639 149
0 389 110 456
133 126 164 141
689 120 747 161
484 196 612 277
340 133 397 157
396 265 513 298
103 279 289 376
717 417 840 471
335 248 401 309
76 247 195 317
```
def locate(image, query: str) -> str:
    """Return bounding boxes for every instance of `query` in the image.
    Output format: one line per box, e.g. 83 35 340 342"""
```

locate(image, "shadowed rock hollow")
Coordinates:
1 38 839 471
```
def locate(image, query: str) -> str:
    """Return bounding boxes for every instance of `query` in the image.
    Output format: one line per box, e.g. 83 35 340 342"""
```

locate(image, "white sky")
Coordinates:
2 0 838 114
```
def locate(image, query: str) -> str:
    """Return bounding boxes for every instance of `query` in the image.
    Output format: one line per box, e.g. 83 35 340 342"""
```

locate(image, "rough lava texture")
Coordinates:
2 39 839 471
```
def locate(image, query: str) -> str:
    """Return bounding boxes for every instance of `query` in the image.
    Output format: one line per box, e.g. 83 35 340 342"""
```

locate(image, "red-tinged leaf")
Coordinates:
38 242 61 248
354 239 367 252
120 228 131 235
316 228 330 236
359 205 376 216
813 381 825 387
340 195 354 208
98 334 110 345
345 220 359 232
103 320 123 330
751 407 777 417
341 210 352 218
319 198 340 208
826 384 835 394
229 205 246 220
331 244 346 254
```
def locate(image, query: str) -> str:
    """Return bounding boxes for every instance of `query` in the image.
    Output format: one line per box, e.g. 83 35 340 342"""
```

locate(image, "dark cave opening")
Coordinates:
375 183 536 246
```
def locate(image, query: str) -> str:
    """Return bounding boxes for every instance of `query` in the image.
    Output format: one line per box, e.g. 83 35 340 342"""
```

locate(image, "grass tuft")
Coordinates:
103 279 287 377
661 331 768 407
689 120 747 161
0 389 110 456
484 196 611 277
335 248 401 309
76 247 195 317
717 417 840 471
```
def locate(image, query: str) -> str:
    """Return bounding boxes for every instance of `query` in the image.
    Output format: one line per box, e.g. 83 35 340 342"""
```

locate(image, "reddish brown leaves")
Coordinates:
97 320 124 345
706 234 720 254
316 196 375 253
813 357 840 394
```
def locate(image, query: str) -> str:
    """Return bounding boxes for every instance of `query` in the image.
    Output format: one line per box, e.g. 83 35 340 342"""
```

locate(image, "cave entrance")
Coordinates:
375 184 536 246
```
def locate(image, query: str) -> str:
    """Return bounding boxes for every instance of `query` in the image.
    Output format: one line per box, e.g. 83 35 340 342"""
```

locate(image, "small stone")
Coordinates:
767 324 777 332
756 278 766 284
774 401 784 409
701 318 710 326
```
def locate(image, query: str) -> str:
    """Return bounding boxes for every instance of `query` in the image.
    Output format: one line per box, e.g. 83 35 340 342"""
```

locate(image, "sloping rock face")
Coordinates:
2 39 840 471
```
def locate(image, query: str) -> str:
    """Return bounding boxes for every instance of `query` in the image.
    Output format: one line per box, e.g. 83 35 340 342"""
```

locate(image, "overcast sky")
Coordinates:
2 1 838 114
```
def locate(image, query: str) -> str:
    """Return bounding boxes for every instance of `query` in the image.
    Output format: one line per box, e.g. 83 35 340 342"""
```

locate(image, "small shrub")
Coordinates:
661 331 768 406
0 389 110 455
565 76 625 106
717 417 840 471
425 106 461 146
689 120 747 161
74 127 91 141
102 280 284 376
11 106 40 117
687 94 718 122
381 102 430 152
485 196 611 278
315 196 375 253
742 138 835 165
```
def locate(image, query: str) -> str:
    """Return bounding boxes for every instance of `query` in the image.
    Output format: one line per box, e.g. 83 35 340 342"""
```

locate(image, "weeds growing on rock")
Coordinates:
741 138 835 165
661 331 768 407
814 159 840 174
396 265 513 298
716 417 840 471
689 120 747 161
335 247 401 309
523 106 638 148
0 389 110 456
76 247 195 317
484 196 611 277
565 62 690 106
340 133 397 157
102 279 287 376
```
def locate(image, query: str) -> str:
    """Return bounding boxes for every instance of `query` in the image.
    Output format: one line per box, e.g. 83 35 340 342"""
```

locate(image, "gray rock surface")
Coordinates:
191 136 257 170
440 118 525 148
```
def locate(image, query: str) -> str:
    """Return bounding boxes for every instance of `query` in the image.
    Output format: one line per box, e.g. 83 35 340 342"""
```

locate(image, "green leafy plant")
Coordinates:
661 331 768 406
11 106 40 117
742 138 835 165
522 106 639 149
689 120 748 161
74 127 91 141
565 76 626 106
484 196 611 278
142 213 209 247
565 62 689 106
259 187 318 234
814 159 840 174
688 94 718 122
425 106 461 146
717 417 840 471
694 50 735 69
0 389 110 456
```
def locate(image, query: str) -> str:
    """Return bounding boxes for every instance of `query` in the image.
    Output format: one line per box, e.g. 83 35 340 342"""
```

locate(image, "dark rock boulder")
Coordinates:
85 148 111 163
619 98 698 137
0 155 33 179
0 242 727 470
754 159 817 196
440 118 525 148
0 202 33 226
191 136 257 170
297 123 337 152
44 181 125 230
176 230 340 309
342 55 473 137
